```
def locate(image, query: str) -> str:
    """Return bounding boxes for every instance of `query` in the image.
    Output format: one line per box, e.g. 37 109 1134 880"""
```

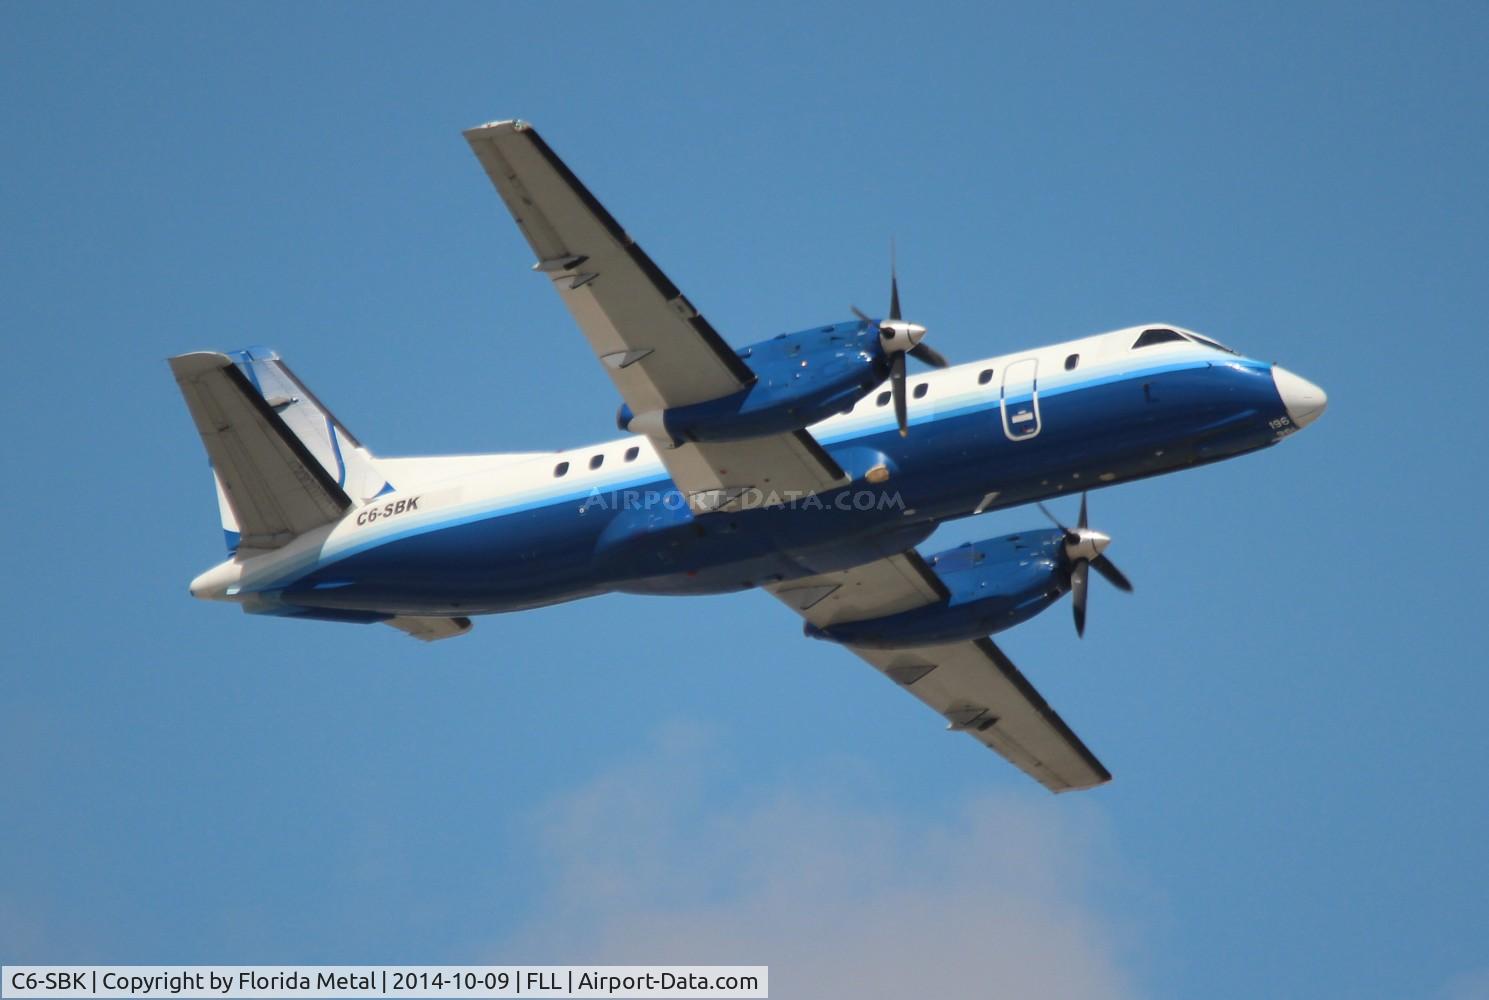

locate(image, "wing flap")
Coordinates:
774 551 947 622
668 430 847 513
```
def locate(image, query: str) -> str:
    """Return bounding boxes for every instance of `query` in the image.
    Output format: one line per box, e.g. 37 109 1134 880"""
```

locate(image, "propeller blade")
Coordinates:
851 305 872 323
1040 492 1131 632
1036 501 1070 535
1071 558 1090 638
1091 554 1134 593
909 342 949 368
891 352 908 437
889 239 901 321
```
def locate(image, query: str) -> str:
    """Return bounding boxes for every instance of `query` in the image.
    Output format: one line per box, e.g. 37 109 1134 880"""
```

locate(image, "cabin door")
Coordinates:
1000 357 1041 440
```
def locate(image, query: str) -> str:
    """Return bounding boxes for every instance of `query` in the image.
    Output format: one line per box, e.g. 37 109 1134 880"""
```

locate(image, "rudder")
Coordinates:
226 347 390 506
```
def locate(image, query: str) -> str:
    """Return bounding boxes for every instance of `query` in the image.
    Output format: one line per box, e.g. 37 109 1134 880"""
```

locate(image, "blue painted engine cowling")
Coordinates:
617 321 887 443
807 529 1072 649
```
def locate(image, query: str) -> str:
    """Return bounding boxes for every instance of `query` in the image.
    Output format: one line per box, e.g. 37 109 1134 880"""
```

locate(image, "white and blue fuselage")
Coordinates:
187 323 1326 625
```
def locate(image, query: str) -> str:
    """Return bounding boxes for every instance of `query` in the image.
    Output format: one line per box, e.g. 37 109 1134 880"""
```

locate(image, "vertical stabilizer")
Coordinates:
171 349 391 553
226 347 391 508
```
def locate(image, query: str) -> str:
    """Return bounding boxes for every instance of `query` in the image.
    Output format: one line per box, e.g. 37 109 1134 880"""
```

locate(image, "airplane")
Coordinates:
169 119 1327 793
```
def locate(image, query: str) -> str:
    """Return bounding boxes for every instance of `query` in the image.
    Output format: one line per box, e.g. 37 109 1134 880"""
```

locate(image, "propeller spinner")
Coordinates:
852 247 949 436
1037 493 1134 638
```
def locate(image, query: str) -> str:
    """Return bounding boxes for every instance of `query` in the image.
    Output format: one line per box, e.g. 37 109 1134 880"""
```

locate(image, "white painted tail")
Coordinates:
171 347 391 553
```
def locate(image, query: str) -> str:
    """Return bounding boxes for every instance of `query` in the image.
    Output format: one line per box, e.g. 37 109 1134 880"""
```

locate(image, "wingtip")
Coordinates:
167 351 233 377
463 118 532 138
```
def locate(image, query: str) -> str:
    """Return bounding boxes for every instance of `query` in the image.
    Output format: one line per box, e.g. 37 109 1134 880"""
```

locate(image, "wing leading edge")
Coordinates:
771 553 1111 793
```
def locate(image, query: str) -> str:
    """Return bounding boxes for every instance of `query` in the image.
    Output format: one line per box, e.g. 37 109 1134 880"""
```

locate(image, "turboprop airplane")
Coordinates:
170 119 1327 792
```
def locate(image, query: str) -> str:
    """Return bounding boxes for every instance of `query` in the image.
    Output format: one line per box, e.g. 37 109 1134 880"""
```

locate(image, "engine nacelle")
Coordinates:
617 321 887 443
806 529 1071 649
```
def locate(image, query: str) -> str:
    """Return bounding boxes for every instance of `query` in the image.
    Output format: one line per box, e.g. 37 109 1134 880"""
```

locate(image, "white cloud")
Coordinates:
491 725 1141 999
1440 967 1489 1000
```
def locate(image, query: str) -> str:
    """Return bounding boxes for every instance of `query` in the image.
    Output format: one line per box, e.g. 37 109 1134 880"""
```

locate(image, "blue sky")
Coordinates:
3 2 1486 997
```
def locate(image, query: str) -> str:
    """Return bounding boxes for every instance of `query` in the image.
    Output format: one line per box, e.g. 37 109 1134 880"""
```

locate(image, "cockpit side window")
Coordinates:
1132 328 1187 349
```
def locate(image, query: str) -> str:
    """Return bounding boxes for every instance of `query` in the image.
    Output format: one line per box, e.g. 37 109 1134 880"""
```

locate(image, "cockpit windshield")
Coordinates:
1184 332 1239 355
1130 327 1240 355
1132 328 1187 349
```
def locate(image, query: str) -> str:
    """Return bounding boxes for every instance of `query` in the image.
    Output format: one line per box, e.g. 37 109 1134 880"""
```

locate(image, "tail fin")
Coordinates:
171 348 391 553
226 347 389 503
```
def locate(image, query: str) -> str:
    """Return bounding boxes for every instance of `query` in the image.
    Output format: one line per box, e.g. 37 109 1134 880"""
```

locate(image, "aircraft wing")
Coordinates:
770 553 1112 792
464 120 846 512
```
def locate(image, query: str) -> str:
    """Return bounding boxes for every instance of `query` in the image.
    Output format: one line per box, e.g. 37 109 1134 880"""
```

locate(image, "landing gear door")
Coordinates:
1001 357 1041 440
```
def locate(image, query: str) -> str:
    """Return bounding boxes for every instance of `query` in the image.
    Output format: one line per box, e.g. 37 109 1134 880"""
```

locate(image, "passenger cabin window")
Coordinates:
1132 328 1186 349
978 369 993 385
877 390 892 407
1065 353 1080 370
589 454 604 470
913 383 928 399
554 461 570 477
624 446 640 462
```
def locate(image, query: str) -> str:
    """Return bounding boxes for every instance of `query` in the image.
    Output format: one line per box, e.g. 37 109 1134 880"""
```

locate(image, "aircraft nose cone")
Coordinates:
1273 366 1328 429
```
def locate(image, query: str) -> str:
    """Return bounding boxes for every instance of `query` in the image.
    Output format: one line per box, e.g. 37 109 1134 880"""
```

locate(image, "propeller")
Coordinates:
851 244 949 436
1036 492 1134 638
